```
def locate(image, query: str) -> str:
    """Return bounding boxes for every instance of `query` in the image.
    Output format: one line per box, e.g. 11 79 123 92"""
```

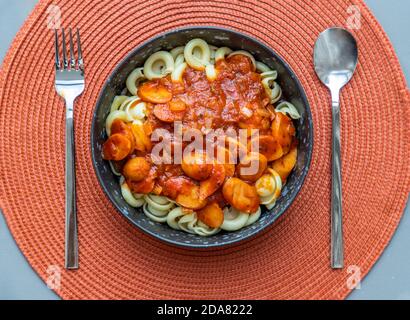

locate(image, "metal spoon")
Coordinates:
313 27 358 269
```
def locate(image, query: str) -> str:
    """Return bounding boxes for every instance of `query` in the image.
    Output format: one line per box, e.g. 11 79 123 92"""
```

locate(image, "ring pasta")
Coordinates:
184 38 211 70
143 51 175 80
110 95 129 113
120 177 145 208
275 101 301 119
126 68 145 95
255 61 271 73
102 38 300 236
171 62 187 83
170 46 185 60
228 50 256 70
205 64 217 81
215 47 232 62
174 54 185 67
255 169 283 210
262 76 282 104
221 207 249 231
105 110 128 136
143 203 168 223
245 207 261 226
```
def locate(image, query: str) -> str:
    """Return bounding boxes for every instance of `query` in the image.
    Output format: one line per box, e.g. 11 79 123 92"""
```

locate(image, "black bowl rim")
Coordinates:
91 25 314 249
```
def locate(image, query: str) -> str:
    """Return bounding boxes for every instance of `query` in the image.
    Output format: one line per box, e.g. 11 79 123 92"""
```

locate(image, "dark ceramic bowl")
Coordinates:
91 26 313 248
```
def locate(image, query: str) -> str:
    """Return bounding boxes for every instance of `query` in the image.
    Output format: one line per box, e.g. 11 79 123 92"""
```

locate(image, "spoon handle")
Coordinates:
331 88 344 269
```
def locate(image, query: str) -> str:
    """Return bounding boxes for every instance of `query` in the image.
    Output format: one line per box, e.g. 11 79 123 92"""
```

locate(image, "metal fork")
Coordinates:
54 28 85 269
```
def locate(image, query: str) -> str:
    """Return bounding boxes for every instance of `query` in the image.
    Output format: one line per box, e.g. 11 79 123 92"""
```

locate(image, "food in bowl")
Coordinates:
101 38 301 236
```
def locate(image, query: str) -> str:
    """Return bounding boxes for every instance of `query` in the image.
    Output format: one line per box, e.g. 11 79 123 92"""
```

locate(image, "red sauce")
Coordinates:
144 55 271 133
104 55 296 211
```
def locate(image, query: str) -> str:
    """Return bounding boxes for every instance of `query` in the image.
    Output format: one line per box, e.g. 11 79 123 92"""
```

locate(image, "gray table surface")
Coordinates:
0 0 409 300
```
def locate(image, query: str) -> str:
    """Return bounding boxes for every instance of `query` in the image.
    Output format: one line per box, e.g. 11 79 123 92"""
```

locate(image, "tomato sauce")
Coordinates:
142 56 272 195
103 55 296 212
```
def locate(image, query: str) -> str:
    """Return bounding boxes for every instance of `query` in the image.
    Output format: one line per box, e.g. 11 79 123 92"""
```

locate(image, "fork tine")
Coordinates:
76 28 84 70
69 28 76 69
61 28 68 69
54 29 61 70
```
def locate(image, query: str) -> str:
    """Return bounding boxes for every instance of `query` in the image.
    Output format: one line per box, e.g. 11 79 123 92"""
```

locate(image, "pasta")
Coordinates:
255 61 271 73
110 95 129 113
102 38 302 236
261 71 282 104
221 207 249 231
171 62 187 83
183 38 211 70
105 110 128 136
275 101 302 119
114 96 147 122
143 195 175 223
215 47 232 62
120 176 145 208
126 68 145 95
167 207 220 236
143 51 174 80
228 50 256 70
170 46 185 60
255 169 282 210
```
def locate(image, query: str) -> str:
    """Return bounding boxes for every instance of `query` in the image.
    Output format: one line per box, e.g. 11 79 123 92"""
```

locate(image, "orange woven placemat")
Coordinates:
0 0 409 300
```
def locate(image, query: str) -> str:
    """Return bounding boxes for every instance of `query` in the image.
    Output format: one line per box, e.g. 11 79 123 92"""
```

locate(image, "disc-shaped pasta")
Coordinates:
119 96 138 111
261 70 278 80
220 207 249 231
215 47 232 62
166 208 220 236
262 77 282 103
166 207 184 230
205 64 217 81
124 101 146 121
275 101 301 119
228 50 256 70
144 194 174 211
174 54 185 67
255 174 276 198
171 62 187 83
170 46 184 60
143 51 175 80
255 61 271 73
245 207 262 226
151 194 173 205
270 82 282 103
146 204 169 217
209 45 218 63
126 68 145 95
120 179 145 208
117 96 147 122
265 200 277 211
103 41 299 237
110 95 129 113
143 203 168 223
257 169 282 209
105 110 128 136
184 38 211 71
194 221 220 236
178 213 198 234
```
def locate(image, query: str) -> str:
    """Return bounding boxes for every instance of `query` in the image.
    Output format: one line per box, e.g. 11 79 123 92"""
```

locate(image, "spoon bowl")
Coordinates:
314 28 358 90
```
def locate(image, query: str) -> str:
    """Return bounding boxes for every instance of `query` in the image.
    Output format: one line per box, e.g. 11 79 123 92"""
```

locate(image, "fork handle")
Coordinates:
65 101 78 269
331 88 344 269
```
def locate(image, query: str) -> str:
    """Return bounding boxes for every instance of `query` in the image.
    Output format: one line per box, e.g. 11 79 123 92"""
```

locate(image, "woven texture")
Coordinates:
0 0 409 300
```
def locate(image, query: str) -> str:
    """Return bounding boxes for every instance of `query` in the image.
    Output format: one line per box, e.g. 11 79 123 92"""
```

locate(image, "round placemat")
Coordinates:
0 0 409 300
